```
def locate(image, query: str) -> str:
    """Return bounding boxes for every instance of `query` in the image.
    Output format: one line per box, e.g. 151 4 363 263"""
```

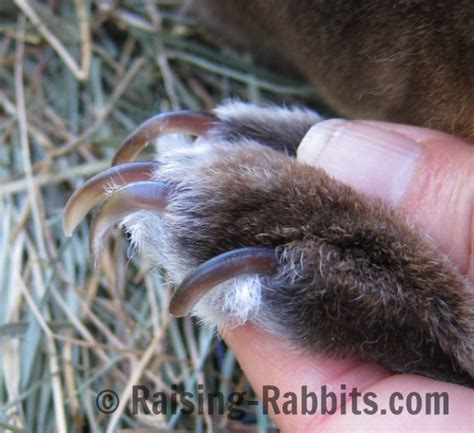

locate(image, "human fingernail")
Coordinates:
297 119 423 205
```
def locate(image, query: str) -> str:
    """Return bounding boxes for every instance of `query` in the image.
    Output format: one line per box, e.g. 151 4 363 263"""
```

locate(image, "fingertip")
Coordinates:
297 119 474 277
297 119 424 206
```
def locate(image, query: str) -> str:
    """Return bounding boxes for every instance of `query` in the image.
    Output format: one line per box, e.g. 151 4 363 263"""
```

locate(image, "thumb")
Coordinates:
297 120 474 280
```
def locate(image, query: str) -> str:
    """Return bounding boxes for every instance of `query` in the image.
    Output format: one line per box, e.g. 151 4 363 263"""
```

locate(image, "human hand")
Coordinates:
221 120 474 432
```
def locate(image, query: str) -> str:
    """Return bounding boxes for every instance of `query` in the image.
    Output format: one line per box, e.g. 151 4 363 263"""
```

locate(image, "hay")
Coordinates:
0 1 320 431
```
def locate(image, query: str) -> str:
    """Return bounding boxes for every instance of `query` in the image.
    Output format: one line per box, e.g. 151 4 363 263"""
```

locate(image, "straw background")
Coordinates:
0 1 326 432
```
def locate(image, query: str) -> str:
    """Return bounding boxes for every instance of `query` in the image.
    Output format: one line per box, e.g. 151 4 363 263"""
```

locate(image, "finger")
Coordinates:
222 323 390 431
297 120 474 279
319 373 474 432
223 324 474 432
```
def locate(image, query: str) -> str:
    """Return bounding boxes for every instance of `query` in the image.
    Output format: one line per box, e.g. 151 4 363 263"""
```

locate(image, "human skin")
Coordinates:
221 121 474 432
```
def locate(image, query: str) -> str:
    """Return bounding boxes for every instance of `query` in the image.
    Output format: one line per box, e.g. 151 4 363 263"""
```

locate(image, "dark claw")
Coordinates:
63 161 160 236
89 180 169 265
169 247 278 317
112 110 216 165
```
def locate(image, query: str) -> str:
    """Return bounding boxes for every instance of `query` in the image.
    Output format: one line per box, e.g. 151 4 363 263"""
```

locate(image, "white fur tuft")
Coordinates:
193 275 263 326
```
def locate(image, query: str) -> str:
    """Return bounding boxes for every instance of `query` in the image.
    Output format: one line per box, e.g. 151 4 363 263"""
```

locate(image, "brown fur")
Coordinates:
128 104 473 387
70 3 474 387
191 0 474 140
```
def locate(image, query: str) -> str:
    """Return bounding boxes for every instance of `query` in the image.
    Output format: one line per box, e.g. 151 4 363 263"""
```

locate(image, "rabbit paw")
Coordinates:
64 102 474 386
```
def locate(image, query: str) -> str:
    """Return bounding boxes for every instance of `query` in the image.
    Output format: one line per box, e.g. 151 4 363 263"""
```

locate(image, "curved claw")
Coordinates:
63 161 159 236
89 180 168 266
169 247 278 317
112 110 217 165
